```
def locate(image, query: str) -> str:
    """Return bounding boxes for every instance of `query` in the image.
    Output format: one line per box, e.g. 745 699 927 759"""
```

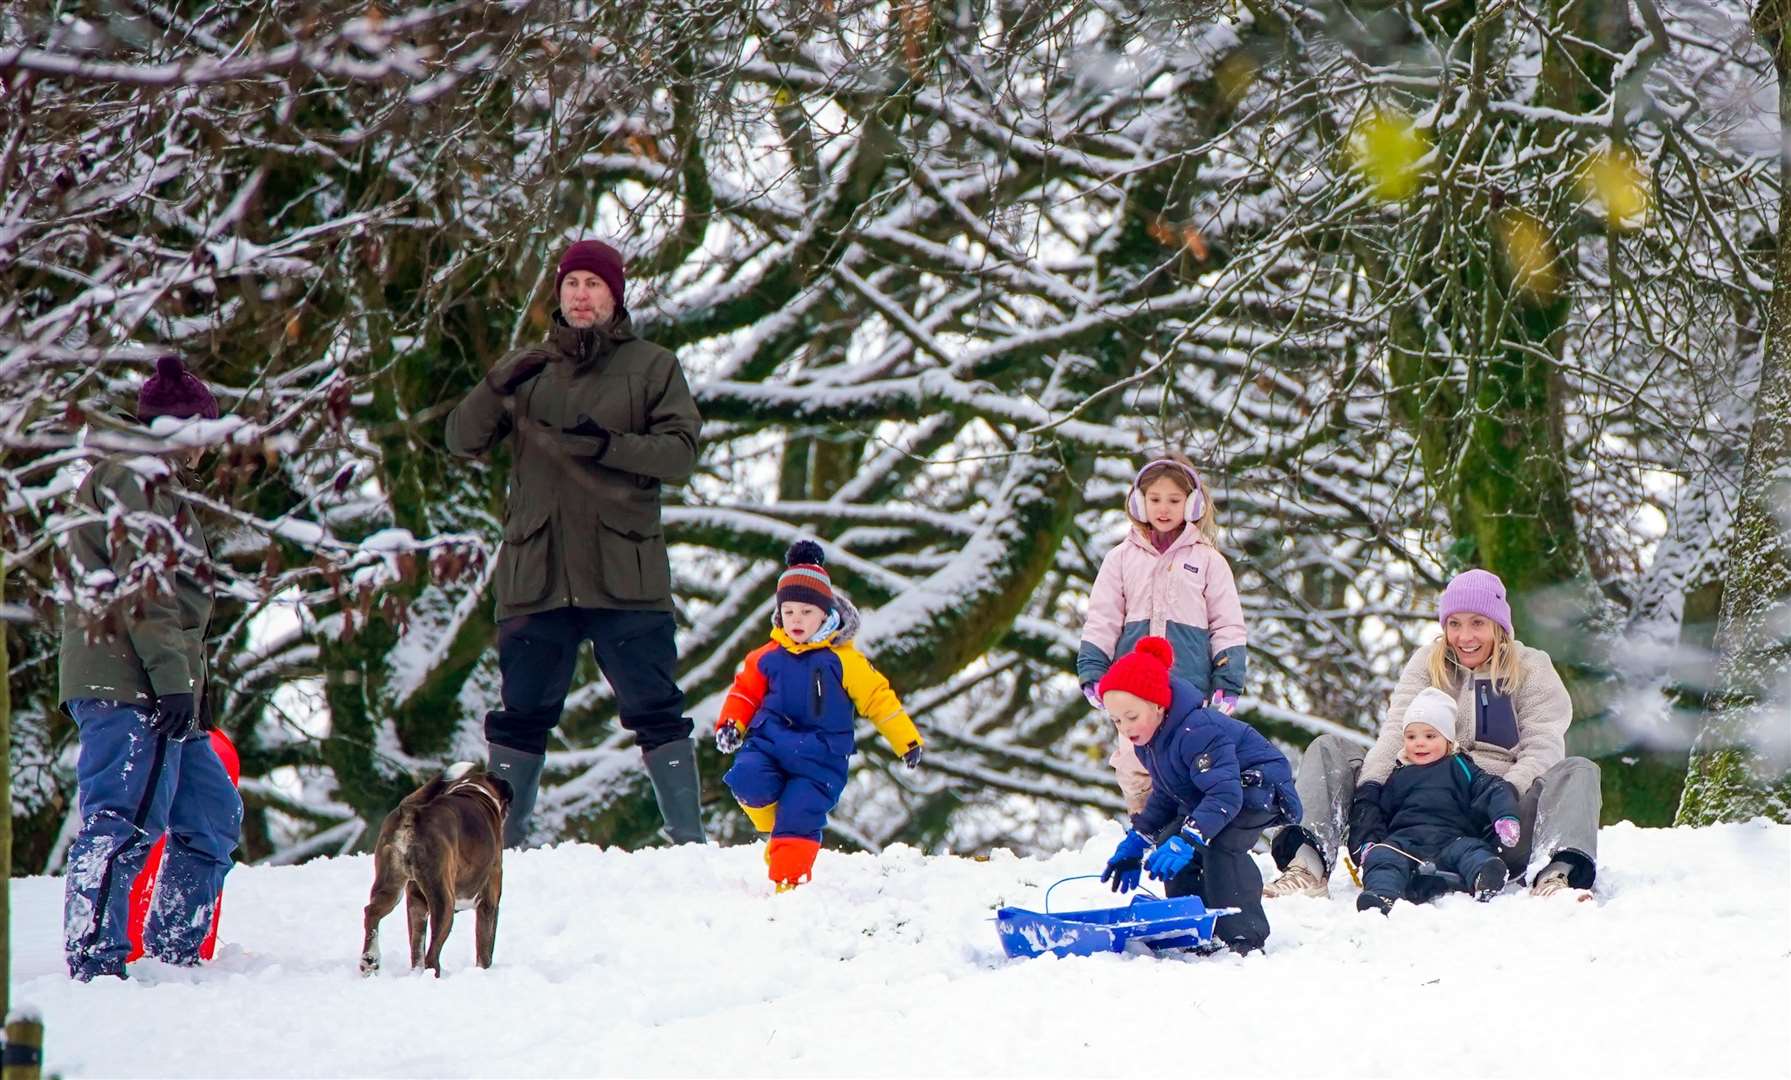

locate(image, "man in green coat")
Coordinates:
447 239 705 847
61 355 243 980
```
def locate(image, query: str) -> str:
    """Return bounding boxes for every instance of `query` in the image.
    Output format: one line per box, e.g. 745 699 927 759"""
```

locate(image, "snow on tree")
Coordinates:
1 0 1777 864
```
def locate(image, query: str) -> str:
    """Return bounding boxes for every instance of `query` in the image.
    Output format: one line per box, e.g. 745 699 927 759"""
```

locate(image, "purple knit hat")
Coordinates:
137 354 219 422
1438 568 1513 637
555 240 626 312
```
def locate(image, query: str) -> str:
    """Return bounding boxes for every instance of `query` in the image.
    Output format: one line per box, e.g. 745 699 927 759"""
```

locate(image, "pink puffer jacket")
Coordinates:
1078 526 1248 812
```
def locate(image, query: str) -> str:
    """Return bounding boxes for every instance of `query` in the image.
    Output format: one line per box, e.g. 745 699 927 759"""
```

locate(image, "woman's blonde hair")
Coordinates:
1128 452 1219 543
1428 623 1527 694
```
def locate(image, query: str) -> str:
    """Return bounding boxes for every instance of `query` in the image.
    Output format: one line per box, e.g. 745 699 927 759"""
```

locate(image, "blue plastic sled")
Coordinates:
995 875 1239 960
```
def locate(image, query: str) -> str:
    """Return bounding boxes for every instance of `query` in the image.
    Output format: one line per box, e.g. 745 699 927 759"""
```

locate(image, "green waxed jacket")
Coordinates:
58 456 214 713
446 314 701 620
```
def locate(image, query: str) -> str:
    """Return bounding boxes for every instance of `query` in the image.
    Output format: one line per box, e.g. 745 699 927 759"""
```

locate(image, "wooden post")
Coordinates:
1 555 11 1026
2 1009 42 1080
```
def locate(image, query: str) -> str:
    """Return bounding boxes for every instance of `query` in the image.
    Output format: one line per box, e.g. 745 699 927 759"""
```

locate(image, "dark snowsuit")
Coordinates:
446 313 702 756
1348 753 1520 905
59 457 242 980
1132 678 1300 954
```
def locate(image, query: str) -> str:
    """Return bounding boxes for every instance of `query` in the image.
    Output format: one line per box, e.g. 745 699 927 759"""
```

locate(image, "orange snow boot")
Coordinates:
766 837 819 891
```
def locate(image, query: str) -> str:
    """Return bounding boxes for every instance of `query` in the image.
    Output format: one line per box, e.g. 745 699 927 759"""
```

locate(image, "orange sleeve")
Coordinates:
717 643 776 733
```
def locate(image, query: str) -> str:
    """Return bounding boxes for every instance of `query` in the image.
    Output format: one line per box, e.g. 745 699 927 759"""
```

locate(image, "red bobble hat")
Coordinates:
1097 636 1176 708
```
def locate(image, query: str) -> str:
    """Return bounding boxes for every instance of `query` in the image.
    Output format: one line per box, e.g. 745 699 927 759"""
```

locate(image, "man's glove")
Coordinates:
486 352 548 395
714 722 745 754
1082 682 1103 709
1102 830 1149 893
563 414 612 457
149 692 198 740
1493 817 1522 850
1206 689 1238 715
1144 829 1205 881
902 745 923 770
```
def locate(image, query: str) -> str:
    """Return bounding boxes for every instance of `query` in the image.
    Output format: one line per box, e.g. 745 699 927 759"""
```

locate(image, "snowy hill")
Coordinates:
16 821 1790 1078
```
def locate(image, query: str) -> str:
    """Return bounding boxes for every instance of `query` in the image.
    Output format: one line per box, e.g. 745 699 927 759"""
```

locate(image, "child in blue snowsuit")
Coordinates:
1348 687 1523 914
1097 637 1299 954
714 541 923 889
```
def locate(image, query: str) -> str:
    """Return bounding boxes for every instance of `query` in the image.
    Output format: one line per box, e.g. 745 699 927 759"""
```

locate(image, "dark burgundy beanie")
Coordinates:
137 354 220 421
555 240 627 311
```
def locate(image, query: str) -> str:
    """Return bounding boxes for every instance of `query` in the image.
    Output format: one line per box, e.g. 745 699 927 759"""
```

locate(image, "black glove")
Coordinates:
563 414 612 457
902 745 923 770
486 352 549 395
150 692 198 740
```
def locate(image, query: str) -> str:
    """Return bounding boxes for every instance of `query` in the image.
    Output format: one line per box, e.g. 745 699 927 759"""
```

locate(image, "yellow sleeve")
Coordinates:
836 645 922 755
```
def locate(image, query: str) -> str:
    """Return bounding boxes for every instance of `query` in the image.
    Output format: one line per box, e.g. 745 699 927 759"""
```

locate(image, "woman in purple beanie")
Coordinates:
1261 568 1602 901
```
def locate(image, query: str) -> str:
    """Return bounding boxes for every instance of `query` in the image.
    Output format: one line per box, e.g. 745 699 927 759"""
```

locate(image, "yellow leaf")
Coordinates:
1496 209 1559 300
1347 107 1430 203
1215 52 1257 107
1577 146 1649 229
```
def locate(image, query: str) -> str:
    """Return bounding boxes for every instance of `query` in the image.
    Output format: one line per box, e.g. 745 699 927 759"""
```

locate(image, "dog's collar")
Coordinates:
445 778 506 821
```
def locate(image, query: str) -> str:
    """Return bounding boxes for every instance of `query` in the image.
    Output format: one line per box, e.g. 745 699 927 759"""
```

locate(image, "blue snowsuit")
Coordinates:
1348 753 1520 905
719 599 920 879
1131 677 1300 953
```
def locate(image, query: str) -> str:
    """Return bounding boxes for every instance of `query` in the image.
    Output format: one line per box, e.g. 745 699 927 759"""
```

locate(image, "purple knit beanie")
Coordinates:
1438 568 1513 637
137 354 219 422
555 240 626 312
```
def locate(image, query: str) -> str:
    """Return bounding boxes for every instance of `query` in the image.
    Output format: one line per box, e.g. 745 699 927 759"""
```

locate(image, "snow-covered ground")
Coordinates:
16 820 1790 1078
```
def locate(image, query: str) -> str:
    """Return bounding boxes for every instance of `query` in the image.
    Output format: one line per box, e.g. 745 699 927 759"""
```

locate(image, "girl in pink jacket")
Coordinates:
1078 455 1248 811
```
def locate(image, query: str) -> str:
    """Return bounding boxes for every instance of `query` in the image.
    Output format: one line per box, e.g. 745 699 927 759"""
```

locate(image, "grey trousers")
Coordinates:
1270 734 1602 888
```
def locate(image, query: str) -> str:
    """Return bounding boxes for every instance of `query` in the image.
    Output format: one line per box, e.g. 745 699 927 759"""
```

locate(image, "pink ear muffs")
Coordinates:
1127 459 1205 524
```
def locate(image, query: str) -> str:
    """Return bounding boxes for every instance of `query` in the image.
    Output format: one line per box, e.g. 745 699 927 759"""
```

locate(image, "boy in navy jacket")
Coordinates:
1348 687 1523 914
1097 637 1299 954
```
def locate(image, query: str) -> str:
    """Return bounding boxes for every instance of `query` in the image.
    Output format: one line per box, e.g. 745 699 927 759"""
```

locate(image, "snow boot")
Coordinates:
1356 889 1395 916
1531 861 1575 897
1472 860 1509 902
644 738 707 845
1263 860 1327 899
487 742 544 849
767 836 819 889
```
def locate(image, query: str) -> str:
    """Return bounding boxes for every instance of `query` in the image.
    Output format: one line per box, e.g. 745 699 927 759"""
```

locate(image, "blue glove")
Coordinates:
714 722 745 754
1101 830 1148 893
1145 830 1205 881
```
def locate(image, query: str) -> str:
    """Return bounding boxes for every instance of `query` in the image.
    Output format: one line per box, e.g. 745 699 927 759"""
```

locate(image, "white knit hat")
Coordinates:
1403 687 1457 746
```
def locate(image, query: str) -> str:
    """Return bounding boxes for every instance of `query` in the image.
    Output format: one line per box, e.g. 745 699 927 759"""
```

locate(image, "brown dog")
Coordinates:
359 762 513 977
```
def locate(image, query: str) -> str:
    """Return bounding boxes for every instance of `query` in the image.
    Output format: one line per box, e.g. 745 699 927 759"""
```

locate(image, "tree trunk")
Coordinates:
1676 1 1791 826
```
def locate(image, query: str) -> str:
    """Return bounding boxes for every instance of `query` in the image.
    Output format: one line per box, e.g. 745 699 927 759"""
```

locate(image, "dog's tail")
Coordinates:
390 774 451 865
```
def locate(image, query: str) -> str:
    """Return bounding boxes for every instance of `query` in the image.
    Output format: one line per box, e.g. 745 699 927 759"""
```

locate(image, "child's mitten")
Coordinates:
1082 682 1102 709
1144 829 1205 881
1102 830 1148 893
715 721 745 754
1493 816 1521 849
1206 689 1237 715
902 745 923 770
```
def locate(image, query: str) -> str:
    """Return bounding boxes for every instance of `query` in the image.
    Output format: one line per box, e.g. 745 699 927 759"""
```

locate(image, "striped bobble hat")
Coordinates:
777 539 834 611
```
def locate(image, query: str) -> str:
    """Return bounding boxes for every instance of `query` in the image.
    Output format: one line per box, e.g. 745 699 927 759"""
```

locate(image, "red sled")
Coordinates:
126 728 241 963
